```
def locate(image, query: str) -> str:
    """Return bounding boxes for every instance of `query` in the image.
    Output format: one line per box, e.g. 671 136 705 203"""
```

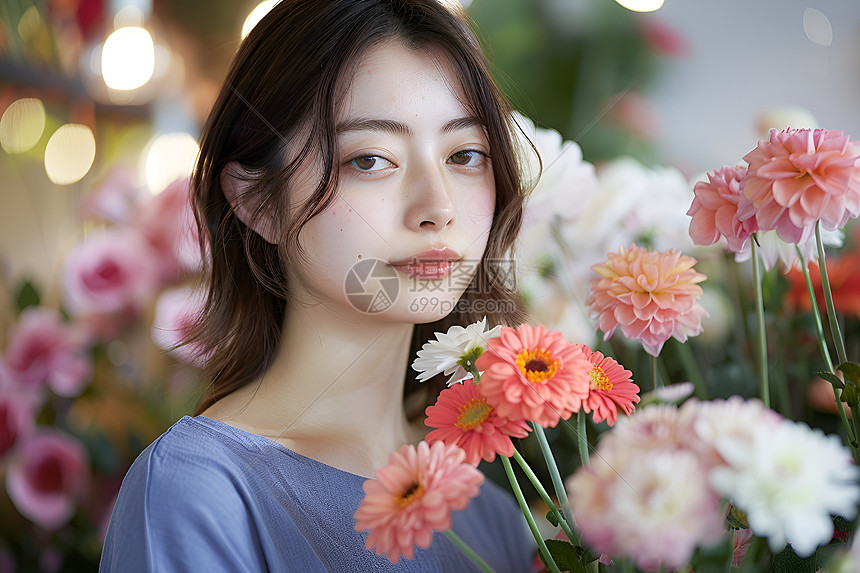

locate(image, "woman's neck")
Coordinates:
201 303 423 477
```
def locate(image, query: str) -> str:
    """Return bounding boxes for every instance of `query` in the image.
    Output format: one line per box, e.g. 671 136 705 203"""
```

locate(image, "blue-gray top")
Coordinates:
100 416 534 572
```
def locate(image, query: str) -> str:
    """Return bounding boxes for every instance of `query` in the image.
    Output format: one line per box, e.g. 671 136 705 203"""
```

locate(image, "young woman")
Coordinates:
100 1 534 570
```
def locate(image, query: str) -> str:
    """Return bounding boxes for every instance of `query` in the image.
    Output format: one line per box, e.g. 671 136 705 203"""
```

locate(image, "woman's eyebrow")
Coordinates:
336 116 485 136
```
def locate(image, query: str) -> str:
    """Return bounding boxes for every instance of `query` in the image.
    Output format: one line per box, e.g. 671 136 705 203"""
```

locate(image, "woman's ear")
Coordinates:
220 162 280 244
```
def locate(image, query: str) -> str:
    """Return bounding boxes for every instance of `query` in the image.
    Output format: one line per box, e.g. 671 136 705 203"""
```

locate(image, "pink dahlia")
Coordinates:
424 382 530 465
354 441 484 564
567 446 724 572
474 324 591 428
587 244 708 356
687 165 758 252
6 429 89 530
597 402 688 455
738 128 860 244
575 345 639 426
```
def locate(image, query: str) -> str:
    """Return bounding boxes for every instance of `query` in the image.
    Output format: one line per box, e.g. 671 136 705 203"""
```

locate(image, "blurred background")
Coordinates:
1 0 859 570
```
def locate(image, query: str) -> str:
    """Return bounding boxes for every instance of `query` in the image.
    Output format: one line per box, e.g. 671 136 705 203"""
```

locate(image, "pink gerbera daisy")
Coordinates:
353 441 484 564
424 383 531 465
474 324 591 428
575 345 640 426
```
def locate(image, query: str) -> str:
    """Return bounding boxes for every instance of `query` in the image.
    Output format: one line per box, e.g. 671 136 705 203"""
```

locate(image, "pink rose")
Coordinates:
151 286 211 367
0 390 37 460
687 165 757 253
739 128 860 244
2 307 92 397
6 429 89 530
62 228 160 318
136 177 205 281
82 166 147 224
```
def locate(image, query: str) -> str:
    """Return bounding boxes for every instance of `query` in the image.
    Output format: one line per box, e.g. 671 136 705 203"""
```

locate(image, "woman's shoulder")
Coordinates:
100 416 300 572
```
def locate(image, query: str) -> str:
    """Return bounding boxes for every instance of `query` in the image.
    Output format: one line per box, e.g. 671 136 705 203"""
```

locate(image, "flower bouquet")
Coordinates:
352 125 860 572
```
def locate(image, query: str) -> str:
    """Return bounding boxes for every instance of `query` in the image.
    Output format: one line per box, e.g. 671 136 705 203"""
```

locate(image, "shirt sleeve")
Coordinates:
99 437 268 573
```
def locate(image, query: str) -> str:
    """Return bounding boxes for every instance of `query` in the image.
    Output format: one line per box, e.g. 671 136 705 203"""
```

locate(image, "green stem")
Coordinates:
675 341 708 399
443 530 496 573
531 423 577 544
796 244 855 446
815 222 849 365
576 410 590 466
751 236 770 408
852 404 860 462
511 450 578 544
501 456 562 573
650 354 661 391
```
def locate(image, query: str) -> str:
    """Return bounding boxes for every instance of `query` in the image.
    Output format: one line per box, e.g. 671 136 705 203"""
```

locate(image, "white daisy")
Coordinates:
411 317 501 385
709 418 860 557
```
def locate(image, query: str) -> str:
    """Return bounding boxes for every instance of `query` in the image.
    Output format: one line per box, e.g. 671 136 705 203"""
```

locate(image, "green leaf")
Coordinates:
816 371 844 389
772 545 818 573
836 363 860 406
545 539 588 573
545 510 560 527
725 505 749 529
15 280 40 312
837 362 860 388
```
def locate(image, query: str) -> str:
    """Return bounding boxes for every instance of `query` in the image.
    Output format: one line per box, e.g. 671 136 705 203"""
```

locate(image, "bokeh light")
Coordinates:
101 27 155 90
0 98 47 154
615 0 664 12
44 124 96 185
143 132 199 194
803 7 833 47
242 1 279 39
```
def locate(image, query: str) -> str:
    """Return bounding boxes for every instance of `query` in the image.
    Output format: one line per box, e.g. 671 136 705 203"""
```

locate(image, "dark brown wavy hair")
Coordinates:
190 0 531 417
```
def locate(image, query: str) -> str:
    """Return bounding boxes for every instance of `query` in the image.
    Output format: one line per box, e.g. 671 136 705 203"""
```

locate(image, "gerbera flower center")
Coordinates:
455 398 493 430
397 481 424 507
589 366 613 391
515 348 559 384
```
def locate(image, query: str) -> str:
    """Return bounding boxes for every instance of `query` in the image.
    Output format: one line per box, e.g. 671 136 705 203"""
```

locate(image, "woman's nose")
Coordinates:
404 162 456 231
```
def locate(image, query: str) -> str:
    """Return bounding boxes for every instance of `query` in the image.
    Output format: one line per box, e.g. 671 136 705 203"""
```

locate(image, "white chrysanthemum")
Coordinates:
709 419 860 557
411 317 501 385
560 157 697 277
512 112 599 274
679 396 782 469
733 228 844 273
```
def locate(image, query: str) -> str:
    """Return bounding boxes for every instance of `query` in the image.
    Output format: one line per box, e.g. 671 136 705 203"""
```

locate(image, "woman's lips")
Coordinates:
389 248 460 278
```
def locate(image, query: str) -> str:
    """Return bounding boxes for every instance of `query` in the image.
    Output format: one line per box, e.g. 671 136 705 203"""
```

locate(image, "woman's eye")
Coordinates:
350 155 392 172
449 150 486 167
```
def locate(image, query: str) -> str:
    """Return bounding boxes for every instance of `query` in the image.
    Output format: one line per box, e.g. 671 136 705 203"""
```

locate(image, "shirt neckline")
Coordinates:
184 415 370 482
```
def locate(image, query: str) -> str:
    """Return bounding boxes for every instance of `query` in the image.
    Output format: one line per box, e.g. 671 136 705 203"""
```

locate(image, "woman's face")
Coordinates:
288 40 496 323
